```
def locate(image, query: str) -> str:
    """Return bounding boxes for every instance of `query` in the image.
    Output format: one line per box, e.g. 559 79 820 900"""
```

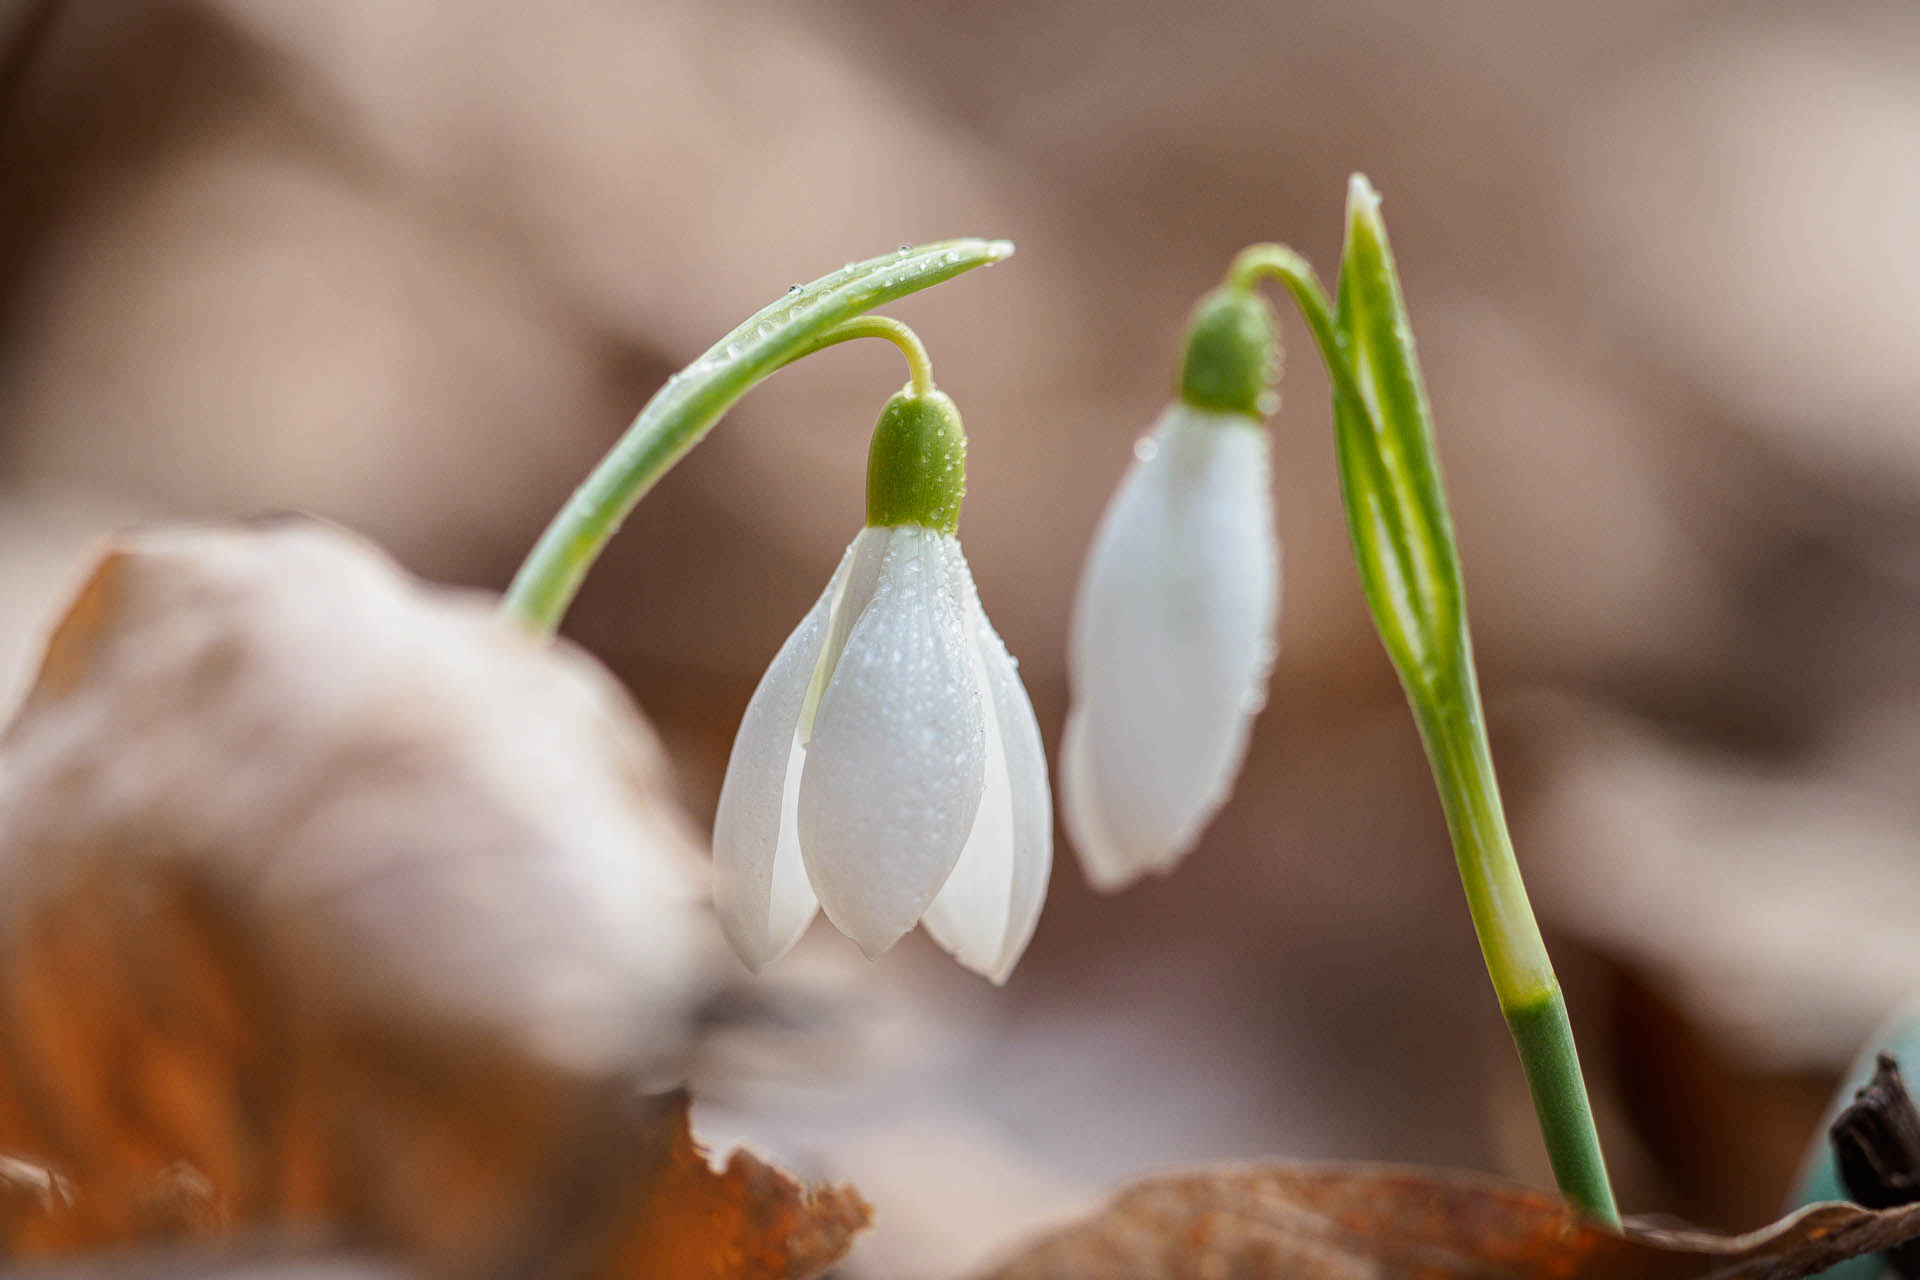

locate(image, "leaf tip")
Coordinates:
1346 172 1381 219
1341 174 1393 276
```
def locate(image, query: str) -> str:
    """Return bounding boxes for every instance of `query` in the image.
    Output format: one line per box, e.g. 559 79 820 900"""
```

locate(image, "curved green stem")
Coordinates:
501 239 1010 635
1229 246 1358 404
1231 224 1617 1224
787 315 935 396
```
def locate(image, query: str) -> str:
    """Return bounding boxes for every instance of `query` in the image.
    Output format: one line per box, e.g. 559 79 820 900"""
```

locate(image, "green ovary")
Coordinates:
865 387 968 533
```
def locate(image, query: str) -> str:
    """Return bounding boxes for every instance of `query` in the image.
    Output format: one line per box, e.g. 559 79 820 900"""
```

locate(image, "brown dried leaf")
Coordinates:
605 1092 870 1280
0 521 865 1277
979 1164 1920 1280
2 519 721 1080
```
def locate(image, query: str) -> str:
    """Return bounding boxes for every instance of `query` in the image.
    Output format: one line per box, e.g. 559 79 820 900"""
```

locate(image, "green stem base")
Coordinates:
1507 989 1619 1225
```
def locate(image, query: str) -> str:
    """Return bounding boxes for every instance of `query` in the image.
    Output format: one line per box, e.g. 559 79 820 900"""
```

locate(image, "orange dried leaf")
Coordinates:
0 521 866 1277
979 1163 1920 1280
605 1092 870 1280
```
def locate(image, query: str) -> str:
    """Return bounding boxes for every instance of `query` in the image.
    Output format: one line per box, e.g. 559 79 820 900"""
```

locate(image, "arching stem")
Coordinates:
500 239 1009 636
790 315 935 396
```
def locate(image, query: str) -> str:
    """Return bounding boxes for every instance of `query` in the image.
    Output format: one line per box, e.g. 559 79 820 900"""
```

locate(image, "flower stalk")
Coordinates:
792 314 936 398
502 239 1012 636
1229 180 1618 1224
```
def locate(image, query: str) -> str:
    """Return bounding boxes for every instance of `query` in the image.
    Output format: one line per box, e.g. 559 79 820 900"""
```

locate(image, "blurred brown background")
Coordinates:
3 1 1919 1275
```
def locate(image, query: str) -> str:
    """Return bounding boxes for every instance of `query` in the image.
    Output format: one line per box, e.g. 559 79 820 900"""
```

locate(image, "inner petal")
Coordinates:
764 734 818 957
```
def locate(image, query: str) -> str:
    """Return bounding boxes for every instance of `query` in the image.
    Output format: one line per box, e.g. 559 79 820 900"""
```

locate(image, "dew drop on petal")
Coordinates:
1132 436 1159 462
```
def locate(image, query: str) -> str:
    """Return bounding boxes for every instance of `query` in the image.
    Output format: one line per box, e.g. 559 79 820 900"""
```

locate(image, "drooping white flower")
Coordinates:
1063 285 1282 890
712 388 1051 983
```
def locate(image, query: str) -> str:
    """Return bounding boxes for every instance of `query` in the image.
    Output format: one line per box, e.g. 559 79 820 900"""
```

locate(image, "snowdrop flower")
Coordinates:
713 385 1051 982
1064 284 1282 890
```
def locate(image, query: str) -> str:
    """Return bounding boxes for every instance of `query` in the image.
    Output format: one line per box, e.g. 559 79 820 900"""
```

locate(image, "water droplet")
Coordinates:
1132 437 1159 462
899 243 912 253
788 283 803 294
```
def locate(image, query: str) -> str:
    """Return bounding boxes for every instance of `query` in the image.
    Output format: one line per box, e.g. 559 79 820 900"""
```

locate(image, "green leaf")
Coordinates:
1254 179 1616 1221
1333 176 1464 694
503 238 1013 634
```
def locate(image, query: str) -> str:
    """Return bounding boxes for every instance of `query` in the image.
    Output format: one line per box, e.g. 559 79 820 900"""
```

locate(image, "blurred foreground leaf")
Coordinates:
0 520 865 1276
981 1163 1920 1280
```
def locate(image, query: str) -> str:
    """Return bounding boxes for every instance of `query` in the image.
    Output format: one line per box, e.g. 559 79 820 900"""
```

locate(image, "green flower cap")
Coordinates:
1177 285 1280 419
865 386 967 533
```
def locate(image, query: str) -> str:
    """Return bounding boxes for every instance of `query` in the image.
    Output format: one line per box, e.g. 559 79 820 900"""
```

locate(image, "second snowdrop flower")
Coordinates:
714 377 1051 983
1064 282 1283 890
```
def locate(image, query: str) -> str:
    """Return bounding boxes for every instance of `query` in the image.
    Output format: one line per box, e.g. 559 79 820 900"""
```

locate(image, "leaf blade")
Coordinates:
1334 177 1465 685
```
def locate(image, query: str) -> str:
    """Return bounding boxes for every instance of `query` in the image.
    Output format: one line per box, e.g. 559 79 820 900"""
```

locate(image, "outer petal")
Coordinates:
924 546 1053 983
1064 404 1279 890
711 536 865 970
800 526 891 743
798 527 986 957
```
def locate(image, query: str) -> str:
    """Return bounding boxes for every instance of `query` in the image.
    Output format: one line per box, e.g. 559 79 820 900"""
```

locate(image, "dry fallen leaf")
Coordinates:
0 519 866 1277
979 1163 1920 1280
604 1092 870 1280
3 518 719 1078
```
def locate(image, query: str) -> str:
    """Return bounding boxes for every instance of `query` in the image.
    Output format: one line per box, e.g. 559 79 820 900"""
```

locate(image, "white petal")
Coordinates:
798 527 986 957
1064 403 1279 889
923 548 1053 983
711 538 862 970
